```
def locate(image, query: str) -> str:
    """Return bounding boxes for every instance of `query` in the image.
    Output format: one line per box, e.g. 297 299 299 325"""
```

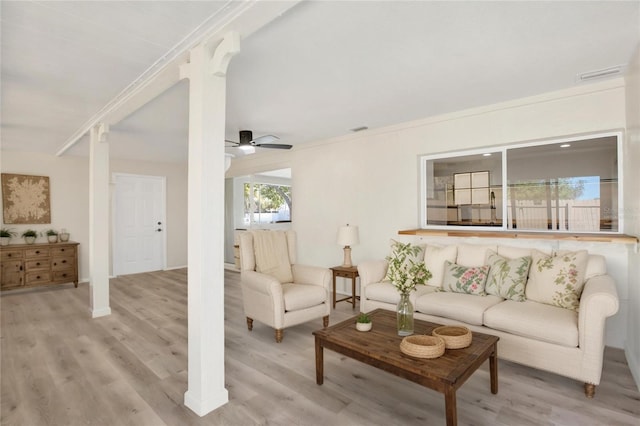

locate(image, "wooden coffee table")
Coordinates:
313 309 499 426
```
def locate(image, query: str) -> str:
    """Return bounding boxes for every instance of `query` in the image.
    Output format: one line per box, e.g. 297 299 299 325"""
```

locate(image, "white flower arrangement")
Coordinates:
385 241 432 295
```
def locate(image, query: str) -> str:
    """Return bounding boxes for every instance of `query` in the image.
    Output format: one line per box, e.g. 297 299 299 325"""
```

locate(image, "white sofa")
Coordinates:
358 243 619 397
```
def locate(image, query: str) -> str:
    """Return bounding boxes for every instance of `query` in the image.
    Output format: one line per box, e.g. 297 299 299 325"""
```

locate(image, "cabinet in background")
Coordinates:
0 242 79 291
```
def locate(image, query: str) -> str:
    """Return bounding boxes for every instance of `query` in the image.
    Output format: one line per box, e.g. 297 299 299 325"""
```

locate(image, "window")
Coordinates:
244 182 291 225
421 132 621 233
235 168 292 227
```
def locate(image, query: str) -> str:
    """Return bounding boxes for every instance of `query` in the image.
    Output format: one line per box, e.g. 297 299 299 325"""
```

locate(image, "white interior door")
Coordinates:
113 174 166 275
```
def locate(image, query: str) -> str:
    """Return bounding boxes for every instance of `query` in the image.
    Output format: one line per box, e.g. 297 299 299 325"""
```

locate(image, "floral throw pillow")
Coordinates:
441 261 490 296
525 250 589 311
485 251 532 301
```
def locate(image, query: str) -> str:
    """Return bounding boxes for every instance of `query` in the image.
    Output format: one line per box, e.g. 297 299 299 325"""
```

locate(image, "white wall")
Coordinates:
624 44 640 390
228 79 634 350
0 151 188 281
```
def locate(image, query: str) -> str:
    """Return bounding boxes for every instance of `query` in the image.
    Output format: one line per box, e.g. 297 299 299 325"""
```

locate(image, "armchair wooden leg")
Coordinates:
323 315 329 328
584 383 596 398
275 329 283 343
246 317 253 331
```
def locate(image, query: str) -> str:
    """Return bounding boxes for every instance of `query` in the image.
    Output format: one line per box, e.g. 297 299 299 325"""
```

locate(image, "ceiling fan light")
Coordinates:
238 142 254 152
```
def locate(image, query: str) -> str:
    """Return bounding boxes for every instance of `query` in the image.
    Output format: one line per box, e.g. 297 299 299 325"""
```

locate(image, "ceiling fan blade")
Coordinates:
251 134 279 145
254 143 292 150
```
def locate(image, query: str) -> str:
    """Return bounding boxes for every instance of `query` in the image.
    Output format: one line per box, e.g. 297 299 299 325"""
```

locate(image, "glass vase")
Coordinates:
396 292 414 336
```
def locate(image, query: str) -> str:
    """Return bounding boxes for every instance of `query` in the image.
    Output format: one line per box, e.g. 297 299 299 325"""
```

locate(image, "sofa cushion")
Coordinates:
415 292 503 325
485 251 532 301
484 300 578 347
457 243 498 267
526 250 589 311
424 244 457 287
365 281 438 305
282 284 326 311
441 261 490 295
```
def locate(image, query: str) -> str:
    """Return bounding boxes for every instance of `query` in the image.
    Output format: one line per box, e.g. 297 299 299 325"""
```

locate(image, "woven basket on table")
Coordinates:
399 335 445 359
432 325 472 349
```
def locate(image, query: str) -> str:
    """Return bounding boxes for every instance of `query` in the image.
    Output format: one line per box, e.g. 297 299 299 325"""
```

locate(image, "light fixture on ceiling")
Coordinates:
483 153 492 157
560 144 571 148
577 65 625 82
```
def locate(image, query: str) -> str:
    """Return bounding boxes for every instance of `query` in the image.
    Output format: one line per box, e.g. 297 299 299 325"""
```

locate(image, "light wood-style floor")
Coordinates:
2 269 639 426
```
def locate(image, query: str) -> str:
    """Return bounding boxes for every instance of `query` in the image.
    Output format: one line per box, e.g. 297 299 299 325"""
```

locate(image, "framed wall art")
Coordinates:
1 173 51 224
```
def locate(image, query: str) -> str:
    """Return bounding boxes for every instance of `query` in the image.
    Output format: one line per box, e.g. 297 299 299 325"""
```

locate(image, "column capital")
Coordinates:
210 31 240 77
91 123 109 143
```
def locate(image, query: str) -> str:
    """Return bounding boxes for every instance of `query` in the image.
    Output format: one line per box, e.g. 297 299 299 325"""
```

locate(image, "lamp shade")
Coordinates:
337 225 359 246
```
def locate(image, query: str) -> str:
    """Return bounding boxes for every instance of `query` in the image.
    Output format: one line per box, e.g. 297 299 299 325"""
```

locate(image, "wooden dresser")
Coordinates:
0 241 79 291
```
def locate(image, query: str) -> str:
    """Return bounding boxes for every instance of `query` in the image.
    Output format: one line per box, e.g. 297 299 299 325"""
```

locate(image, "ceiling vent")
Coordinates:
577 65 625 82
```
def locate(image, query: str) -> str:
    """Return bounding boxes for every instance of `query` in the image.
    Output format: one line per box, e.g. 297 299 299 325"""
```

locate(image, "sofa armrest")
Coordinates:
358 259 389 287
292 264 331 290
578 274 619 383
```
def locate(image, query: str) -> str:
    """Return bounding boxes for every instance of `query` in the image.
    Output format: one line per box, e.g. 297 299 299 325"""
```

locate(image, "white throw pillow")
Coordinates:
423 245 457 288
384 240 426 282
525 250 589 311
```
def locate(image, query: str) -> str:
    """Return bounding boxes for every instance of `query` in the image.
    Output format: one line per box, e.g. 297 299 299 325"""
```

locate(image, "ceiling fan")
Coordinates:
226 130 292 152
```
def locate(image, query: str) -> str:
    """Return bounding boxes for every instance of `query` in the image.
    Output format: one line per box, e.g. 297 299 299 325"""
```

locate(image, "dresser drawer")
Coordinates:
25 248 50 258
52 270 75 282
25 259 49 271
1 250 22 261
51 246 75 257
25 271 51 285
51 256 74 271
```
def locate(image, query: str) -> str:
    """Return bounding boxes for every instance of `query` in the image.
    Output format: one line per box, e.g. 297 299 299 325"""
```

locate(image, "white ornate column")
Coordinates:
89 122 111 318
180 32 239 416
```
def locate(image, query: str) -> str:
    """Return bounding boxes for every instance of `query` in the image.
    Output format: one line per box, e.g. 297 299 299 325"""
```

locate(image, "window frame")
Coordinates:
419 130 624 233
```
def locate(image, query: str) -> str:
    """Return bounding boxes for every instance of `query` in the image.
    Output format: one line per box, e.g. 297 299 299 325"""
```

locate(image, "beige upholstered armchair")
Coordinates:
238 230 331 342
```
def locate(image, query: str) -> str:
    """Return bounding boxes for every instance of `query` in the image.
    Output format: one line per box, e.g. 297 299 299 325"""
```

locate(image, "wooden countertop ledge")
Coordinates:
398 229 639 244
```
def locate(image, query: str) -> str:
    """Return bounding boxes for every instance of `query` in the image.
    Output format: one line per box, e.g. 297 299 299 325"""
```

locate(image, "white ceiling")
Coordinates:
2 1 639 163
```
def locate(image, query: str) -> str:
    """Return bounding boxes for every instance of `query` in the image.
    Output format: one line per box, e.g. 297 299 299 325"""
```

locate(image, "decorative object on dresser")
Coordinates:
59 228 70 242
0 241 79 291
1 173 51 224
21 229 39 244
45 229 58 243
337 224 359 267
0 228 17 246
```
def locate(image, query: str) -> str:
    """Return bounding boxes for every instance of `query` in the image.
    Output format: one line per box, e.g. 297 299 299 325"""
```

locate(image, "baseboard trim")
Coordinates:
184 388 229 417
164 265 187 271
91 306 112 318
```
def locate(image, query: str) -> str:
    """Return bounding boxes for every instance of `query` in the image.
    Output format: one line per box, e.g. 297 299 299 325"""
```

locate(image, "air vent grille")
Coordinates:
577 65 625 82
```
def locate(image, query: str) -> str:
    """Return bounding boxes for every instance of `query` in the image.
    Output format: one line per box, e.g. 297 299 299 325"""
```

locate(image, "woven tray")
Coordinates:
432 325 472 349
399 335 445 359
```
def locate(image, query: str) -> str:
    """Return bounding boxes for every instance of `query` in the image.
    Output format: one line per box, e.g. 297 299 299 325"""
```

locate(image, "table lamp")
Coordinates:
337 224 359 267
